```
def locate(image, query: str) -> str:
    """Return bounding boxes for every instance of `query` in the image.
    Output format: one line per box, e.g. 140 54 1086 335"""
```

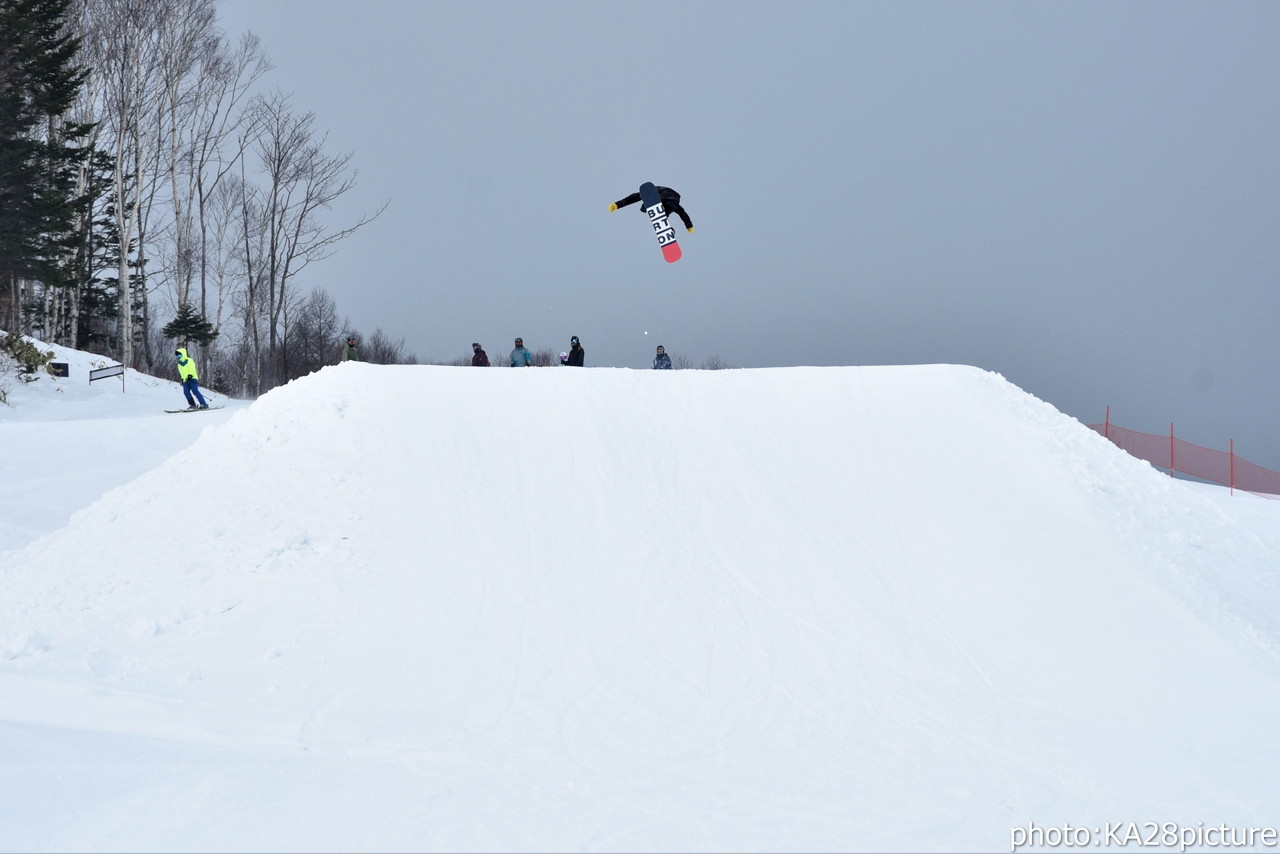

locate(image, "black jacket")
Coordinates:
566 344 585 367
471 348 490 367
614 186 693 231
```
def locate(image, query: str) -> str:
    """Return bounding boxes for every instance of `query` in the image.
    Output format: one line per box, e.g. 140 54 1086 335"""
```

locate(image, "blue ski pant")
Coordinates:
182 378 207 407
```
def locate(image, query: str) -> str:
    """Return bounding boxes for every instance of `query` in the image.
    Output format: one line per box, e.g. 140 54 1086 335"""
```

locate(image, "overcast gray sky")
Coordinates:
216 1 1280 470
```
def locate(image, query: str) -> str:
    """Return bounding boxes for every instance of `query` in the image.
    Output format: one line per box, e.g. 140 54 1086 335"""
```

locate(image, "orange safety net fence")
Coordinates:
1087 416 1280 497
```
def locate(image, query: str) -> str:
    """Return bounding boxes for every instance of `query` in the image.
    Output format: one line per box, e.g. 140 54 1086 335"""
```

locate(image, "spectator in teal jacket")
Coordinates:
510 337 532 367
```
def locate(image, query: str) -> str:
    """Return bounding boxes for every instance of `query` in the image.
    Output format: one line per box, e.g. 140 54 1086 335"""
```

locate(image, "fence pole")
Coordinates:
1169 423 1175 477
1230 439 1235 496
1104 405 1110 439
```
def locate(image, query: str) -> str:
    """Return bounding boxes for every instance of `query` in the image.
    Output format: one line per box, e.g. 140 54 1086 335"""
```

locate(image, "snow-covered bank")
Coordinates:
1 337 241 555
2 356 1278 852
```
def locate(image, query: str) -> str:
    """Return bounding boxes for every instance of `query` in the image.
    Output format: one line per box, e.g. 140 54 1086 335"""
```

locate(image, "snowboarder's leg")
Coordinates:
191 380 208 408
183 380 196 407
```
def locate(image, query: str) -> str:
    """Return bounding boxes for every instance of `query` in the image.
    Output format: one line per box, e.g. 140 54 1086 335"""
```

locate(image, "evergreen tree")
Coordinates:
0 0 91 332
161 303 219 349
68 148 123 351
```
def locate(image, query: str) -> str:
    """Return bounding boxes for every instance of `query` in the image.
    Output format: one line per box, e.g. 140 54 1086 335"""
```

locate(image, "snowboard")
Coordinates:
639 182 682 263
165 405 225 414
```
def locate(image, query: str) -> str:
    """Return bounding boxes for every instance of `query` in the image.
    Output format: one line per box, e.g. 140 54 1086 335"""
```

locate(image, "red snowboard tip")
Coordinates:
662 242 682 263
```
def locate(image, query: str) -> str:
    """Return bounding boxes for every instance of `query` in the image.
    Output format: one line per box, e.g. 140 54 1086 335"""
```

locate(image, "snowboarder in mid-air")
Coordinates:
609 186 693 233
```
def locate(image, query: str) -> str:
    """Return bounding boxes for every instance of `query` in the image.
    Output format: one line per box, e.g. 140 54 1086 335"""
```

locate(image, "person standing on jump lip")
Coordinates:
566 336 585 367
510 337 532 367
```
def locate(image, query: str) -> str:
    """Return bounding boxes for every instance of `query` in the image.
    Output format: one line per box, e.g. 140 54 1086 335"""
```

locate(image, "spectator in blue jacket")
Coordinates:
510 337 533 367
653 345 672 370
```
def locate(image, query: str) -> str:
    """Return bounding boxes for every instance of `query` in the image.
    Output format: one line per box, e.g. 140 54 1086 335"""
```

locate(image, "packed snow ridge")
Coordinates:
2 353 1279 852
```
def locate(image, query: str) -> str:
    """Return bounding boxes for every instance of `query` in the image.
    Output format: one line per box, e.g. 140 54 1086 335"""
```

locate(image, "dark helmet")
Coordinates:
571 336 580 345
347 337 356 344
472 342 481 350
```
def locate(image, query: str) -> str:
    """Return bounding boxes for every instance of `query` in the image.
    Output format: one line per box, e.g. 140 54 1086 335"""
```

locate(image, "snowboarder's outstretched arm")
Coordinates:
609 192 641 212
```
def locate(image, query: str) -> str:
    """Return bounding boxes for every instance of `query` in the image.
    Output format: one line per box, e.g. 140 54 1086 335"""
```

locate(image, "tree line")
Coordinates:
0 0 395 399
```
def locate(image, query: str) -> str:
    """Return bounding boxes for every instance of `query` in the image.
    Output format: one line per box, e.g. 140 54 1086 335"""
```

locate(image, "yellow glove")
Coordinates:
608 203 618 212
687 227 694 234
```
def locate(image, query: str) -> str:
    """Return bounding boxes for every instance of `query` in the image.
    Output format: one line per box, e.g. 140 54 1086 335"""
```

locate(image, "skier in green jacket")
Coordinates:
176 348 208 409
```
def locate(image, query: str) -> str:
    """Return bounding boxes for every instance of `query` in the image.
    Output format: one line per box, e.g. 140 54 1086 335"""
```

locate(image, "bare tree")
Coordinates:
363 328 417 365
65 0 267 373
700 355 732 370
209 295 258 397
153 0 216 310
176 28 269 318
245 90 385 390
147 4 270 381
61 0 388 394
88 0 164 369
200 172 251 355
283 287 341 379
233 143 266 392
672 352 694 370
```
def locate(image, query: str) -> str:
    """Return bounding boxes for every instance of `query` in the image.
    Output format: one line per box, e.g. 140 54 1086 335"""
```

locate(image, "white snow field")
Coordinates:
2 342 1279 853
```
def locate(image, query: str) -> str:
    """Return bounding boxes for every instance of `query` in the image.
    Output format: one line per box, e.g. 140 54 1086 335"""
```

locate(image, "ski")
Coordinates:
164 405 225 414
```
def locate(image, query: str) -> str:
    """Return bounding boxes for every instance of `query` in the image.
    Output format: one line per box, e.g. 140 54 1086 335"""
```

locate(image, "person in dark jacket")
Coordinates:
566 335 585 367
471 342 490 366
609 186 693 232
653 345 672 370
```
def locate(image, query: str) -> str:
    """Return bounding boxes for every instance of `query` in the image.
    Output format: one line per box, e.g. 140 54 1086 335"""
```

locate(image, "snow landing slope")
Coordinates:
0 334 239 554
2 363 1279 852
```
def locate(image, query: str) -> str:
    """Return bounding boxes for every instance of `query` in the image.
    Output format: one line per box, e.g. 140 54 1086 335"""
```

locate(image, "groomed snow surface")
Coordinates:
2 341 1279 853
